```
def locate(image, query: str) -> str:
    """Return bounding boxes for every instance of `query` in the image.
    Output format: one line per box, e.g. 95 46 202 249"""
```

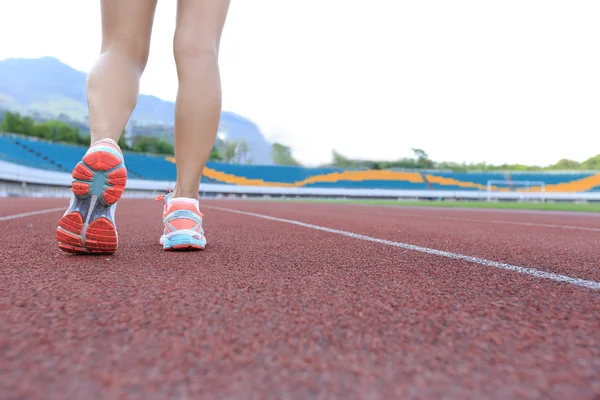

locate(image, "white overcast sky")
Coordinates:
1 0 599 167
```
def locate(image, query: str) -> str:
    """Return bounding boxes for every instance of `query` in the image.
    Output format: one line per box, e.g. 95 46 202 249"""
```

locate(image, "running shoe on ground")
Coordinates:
56 138 127 254
156 190 206 251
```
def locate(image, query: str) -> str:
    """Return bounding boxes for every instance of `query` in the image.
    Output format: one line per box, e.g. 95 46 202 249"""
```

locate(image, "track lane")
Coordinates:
343 204 600 232
0 197 66 218
212 199 600 282
354 204 600 219
1 198 599 399
205 205 600 290
250 201 600 230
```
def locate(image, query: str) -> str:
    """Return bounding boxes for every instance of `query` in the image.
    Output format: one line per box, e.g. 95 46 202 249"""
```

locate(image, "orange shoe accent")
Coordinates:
102 167 127 204
72 182 90 197
56 212 85 253
73 163 94 181
170 218 199 230
155 187 173 202
58 243 89 254
56 230 83 248
58 212 84 234
102 188 121 205
85 218 118 254
58 140 126 256
83 151 121 171
107 167 127 186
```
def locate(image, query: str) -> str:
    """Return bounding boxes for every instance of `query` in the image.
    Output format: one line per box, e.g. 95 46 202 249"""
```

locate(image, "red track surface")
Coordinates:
1 197 599 399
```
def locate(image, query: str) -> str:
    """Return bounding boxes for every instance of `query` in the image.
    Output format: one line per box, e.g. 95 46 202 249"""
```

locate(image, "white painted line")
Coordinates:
267 204 600 232
0 207 65 222
323 203 600 232
350 203 600 218
380 212 600 232
206 205 600 291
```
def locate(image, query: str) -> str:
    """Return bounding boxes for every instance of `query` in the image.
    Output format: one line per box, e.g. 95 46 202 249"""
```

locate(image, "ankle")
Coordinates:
171 189 199 200
90 137 123 155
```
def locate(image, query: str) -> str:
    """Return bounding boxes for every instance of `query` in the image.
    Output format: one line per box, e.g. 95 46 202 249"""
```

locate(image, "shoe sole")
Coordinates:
56 150 127 255
162 232 206 251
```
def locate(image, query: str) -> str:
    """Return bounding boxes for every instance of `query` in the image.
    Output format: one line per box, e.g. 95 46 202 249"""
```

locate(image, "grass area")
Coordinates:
270 198 600 213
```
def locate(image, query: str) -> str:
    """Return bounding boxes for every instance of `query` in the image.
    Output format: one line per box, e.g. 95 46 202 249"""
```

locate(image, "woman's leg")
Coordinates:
56 0 158 255
157 0 230 251
171 0 231 199
87 0 158 144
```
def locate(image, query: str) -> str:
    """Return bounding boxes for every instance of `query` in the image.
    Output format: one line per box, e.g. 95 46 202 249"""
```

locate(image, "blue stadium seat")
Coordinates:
508 173 591 185
0 135 63 171
206 163 347 184
13 137 85 170
305 181 428 190
428 172 507 187
2 134 599 192
121 152 177 181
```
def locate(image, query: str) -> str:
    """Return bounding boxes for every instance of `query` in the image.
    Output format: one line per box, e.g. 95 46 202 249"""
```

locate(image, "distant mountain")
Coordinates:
0 56 177 124
0 56 274 164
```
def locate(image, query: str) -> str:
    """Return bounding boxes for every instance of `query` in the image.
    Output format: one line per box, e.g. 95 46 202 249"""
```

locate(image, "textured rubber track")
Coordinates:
238 201 600 282
0 197 66 217
1 198 599 399
56 150 126 255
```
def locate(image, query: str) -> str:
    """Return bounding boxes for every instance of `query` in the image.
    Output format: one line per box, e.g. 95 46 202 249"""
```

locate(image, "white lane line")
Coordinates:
378 212 600 232
206 205 600 291
267 204 600 232
326 203 600 232
0 207 65 222
359 204 600 218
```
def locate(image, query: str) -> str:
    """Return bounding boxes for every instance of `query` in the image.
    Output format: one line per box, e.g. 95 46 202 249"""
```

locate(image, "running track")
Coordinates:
1 197 599 399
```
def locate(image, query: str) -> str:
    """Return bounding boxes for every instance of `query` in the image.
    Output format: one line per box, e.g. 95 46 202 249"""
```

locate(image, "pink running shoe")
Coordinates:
156 190 206 251
56 138 127 254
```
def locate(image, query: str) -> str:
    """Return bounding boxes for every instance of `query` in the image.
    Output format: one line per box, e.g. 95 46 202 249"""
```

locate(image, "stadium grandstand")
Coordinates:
1 132 599 201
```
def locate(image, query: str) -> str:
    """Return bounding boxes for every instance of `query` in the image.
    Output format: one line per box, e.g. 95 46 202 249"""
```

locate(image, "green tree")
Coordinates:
235 140 252 164
220 140 239 163
132 136 174 155
32 120 78 142
331 150 353 168
209 145 222 161
117 132 130 151
411 148 428 160
155 139 174 155
271 143 300 166
22 116 35 135
411 148 434 168
1 111 25 133
581 154 600 170
548 158 581 170
77 134 90 146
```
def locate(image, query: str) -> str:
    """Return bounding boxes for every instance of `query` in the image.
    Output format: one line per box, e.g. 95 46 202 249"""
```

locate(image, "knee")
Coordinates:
101 38 150 72
173 35 218 65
